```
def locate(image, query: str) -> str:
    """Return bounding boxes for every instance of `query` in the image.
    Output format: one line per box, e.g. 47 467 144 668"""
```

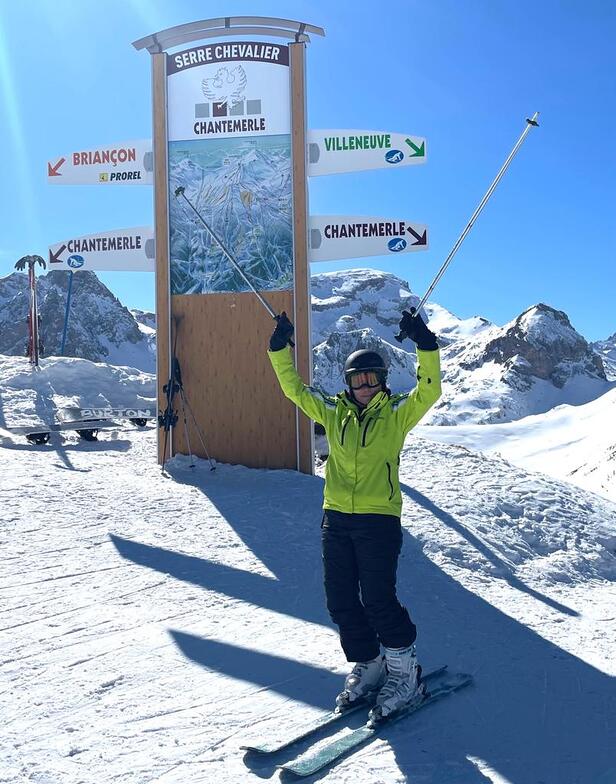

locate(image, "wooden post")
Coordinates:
138 20 324 472
152 53 171 465
290 41 314 475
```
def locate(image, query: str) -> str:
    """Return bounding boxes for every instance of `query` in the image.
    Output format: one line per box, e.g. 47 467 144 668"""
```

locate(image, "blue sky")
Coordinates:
0 0 614 340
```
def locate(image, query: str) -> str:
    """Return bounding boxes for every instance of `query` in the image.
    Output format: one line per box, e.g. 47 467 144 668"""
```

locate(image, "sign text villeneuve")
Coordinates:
308 130 426 177
324 134 392 151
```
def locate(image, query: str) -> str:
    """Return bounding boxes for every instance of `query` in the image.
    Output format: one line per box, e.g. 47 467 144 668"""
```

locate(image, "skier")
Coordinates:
268 309 441 720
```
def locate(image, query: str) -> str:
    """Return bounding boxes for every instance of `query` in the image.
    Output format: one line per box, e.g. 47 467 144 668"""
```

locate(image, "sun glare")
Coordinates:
0 15 40 245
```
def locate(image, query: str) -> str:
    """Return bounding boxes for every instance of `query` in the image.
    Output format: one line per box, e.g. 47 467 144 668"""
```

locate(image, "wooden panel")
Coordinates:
152 53 171 465
170 291 297 468
290 42 314 476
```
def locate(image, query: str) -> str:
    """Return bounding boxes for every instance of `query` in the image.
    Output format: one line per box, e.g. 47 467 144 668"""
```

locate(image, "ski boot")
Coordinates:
369 643 426 724
335 654 385 712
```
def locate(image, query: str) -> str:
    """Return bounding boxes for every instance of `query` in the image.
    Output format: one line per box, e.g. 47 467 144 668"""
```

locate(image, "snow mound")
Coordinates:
0 354 156 430
398 437 616 586
417 387 616 504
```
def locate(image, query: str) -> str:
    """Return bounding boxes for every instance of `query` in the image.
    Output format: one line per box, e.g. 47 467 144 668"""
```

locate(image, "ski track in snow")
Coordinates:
1 427 615 784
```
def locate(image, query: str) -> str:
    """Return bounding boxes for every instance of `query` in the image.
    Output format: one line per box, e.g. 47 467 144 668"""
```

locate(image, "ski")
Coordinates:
240 665 447 755
8 411 153 444
9 419 117 445
277 671 472 777
59 406 156 422
8 419 115 436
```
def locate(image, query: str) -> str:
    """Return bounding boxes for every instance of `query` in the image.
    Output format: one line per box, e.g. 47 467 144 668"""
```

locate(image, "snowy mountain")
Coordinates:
1 423 614 783
423 302 493 345
310 270 612 425
311 269 426 393
432 303 610 424
131 309 156 331
1 265 610 430
0 271 155 372
593 332 616 380
417 386 616 504
130 309 157 357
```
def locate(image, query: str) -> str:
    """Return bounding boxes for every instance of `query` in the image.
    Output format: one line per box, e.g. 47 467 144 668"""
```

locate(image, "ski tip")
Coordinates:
277 762 312 777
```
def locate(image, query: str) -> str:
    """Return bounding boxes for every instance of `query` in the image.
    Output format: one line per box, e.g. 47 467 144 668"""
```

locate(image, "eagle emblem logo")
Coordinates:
202 66 247 107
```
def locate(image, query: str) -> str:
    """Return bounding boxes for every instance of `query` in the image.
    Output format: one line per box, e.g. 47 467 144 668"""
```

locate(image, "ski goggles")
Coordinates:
348 371 383 390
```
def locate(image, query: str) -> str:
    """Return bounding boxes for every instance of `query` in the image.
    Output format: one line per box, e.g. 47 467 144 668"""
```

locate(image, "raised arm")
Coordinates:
268 346 336 426
392 308 442 432
392 348 441 432
267 312 336 426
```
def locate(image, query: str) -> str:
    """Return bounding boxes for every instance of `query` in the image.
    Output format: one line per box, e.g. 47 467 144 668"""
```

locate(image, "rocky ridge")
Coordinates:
0 271 155 372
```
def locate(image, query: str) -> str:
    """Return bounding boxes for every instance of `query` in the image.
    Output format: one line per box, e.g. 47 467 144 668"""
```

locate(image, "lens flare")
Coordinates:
0 15 40 242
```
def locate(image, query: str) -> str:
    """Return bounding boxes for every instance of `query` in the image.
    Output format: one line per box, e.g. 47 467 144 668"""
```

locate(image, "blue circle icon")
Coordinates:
388 238 407 252
385 149 405 164
67 255 85 269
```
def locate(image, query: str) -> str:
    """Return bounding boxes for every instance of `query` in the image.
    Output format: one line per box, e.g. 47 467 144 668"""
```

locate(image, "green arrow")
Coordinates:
405 138 425 157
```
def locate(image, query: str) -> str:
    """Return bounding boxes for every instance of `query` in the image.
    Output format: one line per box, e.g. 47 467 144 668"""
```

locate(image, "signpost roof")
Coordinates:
132 17 325 53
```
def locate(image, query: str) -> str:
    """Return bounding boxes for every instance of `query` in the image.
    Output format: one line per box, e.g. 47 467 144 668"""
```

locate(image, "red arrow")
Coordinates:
406 226 427 245
47 158 66 177
49 244 67 264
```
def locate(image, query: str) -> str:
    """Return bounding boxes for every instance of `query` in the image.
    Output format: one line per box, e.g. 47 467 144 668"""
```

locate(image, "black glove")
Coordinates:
269 312 294 351
398 308 438 350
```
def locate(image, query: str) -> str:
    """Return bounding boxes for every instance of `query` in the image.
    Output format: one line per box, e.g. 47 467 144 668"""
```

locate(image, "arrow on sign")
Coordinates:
405 139 425 157
49 244 67 264
406 226 427 245
48 158 66 177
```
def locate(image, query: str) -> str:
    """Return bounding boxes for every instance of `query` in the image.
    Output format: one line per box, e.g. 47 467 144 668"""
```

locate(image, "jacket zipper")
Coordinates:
361 418 373 447
340 416 351 446
386 462 394 500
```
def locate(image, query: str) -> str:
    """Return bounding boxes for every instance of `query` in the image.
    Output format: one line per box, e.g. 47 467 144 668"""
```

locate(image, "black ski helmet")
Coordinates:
343 349 388 386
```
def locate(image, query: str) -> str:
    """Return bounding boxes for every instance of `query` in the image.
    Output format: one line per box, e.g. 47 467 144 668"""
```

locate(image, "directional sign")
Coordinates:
308 216 428 263
47 140 153 185
307 130 426 177
48 227 155 272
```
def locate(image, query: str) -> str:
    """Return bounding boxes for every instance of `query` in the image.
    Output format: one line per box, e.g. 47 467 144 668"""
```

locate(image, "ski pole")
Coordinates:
395 113 540 342
174 186 294 347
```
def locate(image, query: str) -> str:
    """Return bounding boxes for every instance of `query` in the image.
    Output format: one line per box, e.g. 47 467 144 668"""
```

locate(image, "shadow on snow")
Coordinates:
110 462 615 783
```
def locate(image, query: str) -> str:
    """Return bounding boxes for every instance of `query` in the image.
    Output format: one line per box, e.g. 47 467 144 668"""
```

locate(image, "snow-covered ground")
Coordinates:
417 387 616 504
1 419 615 783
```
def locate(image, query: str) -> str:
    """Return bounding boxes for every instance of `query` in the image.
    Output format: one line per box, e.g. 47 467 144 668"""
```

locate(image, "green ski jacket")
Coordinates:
268 347 442 517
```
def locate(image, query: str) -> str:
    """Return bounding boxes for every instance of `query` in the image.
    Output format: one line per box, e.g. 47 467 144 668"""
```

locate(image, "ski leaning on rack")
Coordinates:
277 671 473 777
240 665 448 755
8 411 153 445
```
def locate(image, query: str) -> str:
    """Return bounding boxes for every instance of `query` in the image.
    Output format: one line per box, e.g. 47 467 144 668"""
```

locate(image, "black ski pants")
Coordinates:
321 510 416 662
